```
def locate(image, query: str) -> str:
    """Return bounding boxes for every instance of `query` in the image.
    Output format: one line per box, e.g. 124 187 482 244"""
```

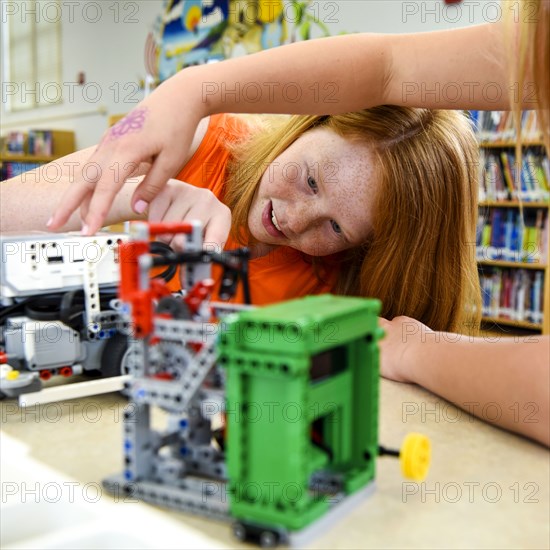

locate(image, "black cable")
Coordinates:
150 241 178 282
239 248 252 305
60 290 86 331
24 295 63 321
150 246 252 304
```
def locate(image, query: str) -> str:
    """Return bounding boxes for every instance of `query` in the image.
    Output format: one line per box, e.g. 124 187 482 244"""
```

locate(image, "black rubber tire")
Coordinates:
99 333 128 378
259 531 278 548
232 523 247 542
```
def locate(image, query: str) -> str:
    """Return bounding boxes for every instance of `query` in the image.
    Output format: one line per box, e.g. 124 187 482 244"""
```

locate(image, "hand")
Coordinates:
378 316 433 383
147 179 231 252
48 70 206 235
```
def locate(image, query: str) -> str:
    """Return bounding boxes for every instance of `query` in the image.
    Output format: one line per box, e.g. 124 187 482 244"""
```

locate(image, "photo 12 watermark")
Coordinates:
201 81 340 105
120 399 343 427
402 481 539 504
1 1 140 24
1 481 107 504
402 1 542 25
211 0 340 26
0 315 340 349
224 158 341 185
1 400 124 425
398 318 542 344
401 81 538 106
1 80 142 108
402 400 540 425
1 238 120 264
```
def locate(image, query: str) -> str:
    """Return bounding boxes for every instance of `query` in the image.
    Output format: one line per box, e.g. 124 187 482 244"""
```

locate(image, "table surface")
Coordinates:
1 379 548 549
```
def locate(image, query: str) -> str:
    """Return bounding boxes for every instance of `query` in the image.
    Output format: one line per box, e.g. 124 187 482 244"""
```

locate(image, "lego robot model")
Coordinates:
104 221 431 548
0 231 128 397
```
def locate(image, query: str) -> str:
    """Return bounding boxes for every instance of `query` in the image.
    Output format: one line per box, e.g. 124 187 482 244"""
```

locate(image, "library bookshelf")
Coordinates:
476 141 549 334
0 130 75 180
471 109 549 335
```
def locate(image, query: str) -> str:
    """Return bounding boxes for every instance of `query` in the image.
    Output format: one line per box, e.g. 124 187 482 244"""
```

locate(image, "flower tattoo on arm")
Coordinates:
106 107 149 141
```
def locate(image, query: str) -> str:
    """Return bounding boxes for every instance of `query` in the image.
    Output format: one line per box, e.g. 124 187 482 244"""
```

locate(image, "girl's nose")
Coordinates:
285 200 322 236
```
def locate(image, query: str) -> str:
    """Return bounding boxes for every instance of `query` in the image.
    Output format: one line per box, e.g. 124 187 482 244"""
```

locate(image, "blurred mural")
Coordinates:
150 0 332 82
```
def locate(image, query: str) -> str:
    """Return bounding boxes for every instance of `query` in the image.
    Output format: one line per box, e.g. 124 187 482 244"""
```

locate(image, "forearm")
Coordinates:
185 33 388 115
177 22 511 117
1 173 75 232
0 162 144 233
386 23 513 109
406 334 550 446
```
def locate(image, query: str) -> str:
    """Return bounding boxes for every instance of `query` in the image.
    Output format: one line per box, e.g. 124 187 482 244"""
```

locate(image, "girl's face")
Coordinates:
247 127 378 257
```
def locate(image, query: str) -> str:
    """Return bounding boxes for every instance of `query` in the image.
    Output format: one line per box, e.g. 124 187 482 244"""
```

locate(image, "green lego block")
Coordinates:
219 295 383 532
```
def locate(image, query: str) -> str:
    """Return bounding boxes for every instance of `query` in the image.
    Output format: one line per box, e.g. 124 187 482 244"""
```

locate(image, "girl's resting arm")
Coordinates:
379 316 550 447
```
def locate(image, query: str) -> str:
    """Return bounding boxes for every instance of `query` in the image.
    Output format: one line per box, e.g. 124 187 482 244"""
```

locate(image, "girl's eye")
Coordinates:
330 220 342 235
307 175 318 192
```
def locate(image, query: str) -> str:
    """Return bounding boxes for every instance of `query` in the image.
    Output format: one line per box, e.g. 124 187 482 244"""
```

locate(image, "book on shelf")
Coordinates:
1 129 75 160
476 207 549 263
478 149 550 202
5 131 25 154
27 130 54 156
480 267 544 325
470 110 543 143
0 161 41 180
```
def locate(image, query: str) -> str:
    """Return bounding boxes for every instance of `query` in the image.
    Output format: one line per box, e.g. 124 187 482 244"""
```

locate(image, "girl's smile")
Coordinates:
262 200 286 238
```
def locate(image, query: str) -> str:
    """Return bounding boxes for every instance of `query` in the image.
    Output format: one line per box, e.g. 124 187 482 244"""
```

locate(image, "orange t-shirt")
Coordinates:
169 113 336 305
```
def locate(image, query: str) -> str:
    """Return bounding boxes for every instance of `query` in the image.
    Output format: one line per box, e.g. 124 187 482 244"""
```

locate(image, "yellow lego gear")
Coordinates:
400 433 431 481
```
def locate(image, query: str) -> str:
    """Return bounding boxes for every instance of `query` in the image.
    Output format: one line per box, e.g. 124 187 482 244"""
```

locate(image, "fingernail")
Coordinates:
81 224 89 235
135 200 148 214
46 217 53 227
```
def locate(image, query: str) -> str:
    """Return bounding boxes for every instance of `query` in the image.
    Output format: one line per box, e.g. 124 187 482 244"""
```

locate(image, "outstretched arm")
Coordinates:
379 317 550 447
199 22 511 114
49 21 517 235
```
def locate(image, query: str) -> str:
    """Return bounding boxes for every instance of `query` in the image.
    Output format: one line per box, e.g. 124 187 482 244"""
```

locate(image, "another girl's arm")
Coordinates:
1 166 231 254
0 147 149 233
379 317 550 447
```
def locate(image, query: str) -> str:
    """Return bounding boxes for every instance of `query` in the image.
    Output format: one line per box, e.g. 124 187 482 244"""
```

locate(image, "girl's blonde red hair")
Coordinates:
225 107 481 333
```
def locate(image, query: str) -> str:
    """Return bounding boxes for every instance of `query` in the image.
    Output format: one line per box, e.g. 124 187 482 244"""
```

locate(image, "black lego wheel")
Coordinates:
232 522 247 542
99 333 128 378
259 530 278 548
